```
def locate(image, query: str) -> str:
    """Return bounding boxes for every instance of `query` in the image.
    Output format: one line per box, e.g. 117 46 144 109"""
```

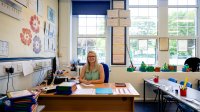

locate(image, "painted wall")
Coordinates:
0 0 58 94
0 0 58 57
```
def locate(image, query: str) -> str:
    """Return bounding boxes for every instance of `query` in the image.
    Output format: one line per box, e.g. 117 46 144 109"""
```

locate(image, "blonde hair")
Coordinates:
86 51 98 71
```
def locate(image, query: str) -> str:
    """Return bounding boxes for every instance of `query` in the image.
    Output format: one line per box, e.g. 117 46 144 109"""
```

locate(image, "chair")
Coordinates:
154 78 177 102
163 78 178 111
176 81 194 112
101 63 109 83
180 81 192 88
184 57 200 72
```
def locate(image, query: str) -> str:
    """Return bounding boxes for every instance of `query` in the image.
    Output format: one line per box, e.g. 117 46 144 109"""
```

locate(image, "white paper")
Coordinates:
22 61 34 76
80 83 95 87
15 0 28 7
9 90 32 98
107 10 118 18
113 27 124 36
0 0 22 20
113 1 124 9
74 89 95 95
107 18 118 26
119 10 130 18
178 40 187 51
113 55 124 64
113 44 124 55
28 0 37 12
38 0 43 16
119 18 131 27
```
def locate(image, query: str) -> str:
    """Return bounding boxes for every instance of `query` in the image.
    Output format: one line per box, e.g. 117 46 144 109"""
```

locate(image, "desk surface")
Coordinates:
40 83 140 97
144 79 200 111
38 83 139 112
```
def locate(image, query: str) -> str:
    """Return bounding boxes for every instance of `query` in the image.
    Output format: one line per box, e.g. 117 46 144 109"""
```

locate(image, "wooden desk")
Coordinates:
38 83 139 112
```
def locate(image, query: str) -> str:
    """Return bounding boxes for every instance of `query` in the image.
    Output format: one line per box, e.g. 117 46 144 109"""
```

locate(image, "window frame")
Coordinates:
168 0 199 65
74 15 108 64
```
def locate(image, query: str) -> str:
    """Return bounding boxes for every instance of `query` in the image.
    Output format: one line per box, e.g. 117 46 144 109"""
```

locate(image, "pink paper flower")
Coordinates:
30 15 40 33
20 28 32 46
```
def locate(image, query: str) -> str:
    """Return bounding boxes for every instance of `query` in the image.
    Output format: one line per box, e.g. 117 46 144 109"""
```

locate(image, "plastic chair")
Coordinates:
163 78 178 111
180 81 192 88
176 81 194 112
101 63 109 83
168 78 177 83
184 57 200 72
154 78 178 102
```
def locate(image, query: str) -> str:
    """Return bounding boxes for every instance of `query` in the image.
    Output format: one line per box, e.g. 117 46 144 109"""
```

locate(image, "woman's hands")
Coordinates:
82 80 91 85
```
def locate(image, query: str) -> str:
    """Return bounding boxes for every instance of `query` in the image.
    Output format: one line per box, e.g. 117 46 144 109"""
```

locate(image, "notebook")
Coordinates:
115 83 126 87
95 88 113 94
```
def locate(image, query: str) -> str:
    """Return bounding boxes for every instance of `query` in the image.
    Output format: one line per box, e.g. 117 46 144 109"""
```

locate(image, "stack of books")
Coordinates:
5 90 38 112
56 82 77 95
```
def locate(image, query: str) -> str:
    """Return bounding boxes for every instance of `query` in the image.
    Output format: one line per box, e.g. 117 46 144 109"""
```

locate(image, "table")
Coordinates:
144 79 200 112
38 83 140 112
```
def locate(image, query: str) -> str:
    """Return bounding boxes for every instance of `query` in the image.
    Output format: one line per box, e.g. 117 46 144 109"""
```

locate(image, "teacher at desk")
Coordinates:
79 51 105 84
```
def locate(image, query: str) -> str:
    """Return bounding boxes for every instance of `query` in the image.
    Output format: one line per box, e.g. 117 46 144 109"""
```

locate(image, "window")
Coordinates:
169 39 196 65
168 0 197 65
128 0 158 65
77 15 106 63
168 8 196 36
129 8 157 36
130 39 157 65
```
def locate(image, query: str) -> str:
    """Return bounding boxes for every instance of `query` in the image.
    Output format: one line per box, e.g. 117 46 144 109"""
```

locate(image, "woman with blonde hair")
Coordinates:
79 51 105 84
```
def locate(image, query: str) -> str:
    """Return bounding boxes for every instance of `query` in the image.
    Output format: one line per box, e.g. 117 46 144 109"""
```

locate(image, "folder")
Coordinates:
95 88 113 95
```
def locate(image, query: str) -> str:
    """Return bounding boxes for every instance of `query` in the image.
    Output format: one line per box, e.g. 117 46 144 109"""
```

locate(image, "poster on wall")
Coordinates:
0 0 22 20
28 0 37 12
0 40 9 57
37 0 43 17
15 0 28 7
47 6 55 23
44 21 56 52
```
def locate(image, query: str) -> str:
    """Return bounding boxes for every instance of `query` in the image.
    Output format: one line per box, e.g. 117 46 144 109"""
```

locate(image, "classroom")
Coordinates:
0 0 200 112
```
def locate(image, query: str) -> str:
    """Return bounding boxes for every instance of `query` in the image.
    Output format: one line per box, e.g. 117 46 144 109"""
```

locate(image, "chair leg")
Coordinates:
176 107 179 112
154 93 157 102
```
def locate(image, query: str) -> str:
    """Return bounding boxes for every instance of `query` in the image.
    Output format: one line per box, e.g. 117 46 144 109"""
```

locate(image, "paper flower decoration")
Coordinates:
33 36 41 54
20 28 32 46
30 15 40 33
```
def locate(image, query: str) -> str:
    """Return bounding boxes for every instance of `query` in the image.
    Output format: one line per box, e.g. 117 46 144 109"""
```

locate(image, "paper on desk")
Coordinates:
81 83 95 87
22 61 34 76
113 88 130 95
182 97 200 106
74 89 95 95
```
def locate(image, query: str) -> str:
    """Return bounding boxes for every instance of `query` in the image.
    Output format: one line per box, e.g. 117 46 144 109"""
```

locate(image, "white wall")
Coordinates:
0 0 58 93
58 0 72 68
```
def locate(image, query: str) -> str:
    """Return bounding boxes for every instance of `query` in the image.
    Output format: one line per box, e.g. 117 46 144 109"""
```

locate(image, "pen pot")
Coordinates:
180 88 187 96
153 76 159 83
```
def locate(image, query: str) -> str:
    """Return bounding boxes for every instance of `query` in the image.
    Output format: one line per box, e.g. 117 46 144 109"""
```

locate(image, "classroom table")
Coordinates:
38 83 140 112
144 79 200 112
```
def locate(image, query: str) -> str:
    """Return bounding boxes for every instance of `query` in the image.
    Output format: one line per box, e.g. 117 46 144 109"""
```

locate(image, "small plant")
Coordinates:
139 61 146 72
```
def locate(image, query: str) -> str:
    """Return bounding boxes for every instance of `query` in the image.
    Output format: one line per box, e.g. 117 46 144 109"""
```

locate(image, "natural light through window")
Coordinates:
77 15 106 63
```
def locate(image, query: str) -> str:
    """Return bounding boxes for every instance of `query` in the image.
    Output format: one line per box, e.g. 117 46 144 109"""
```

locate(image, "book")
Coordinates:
7 90 34 99
115 83 126 87
56 82 77 95
95 88 113 95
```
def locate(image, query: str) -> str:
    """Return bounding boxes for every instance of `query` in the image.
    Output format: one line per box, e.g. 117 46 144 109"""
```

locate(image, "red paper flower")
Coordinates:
30 15 40 33
20 28 32 46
